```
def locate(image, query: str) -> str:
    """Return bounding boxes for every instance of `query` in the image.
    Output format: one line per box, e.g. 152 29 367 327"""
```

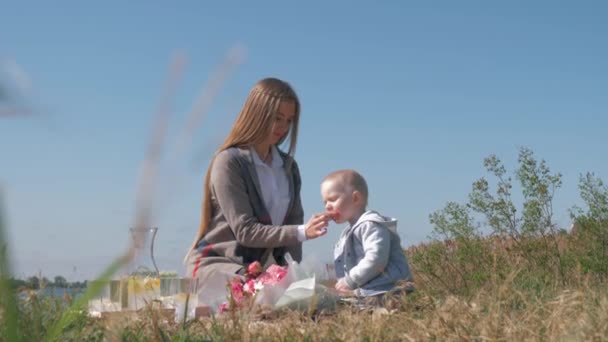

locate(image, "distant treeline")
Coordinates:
9 275 87 290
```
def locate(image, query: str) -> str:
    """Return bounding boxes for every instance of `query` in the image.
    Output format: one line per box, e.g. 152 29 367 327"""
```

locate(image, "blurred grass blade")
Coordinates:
44 254 130 342
132 52 187 231
45 53 187 341
0 192 21 342
157 45 246 217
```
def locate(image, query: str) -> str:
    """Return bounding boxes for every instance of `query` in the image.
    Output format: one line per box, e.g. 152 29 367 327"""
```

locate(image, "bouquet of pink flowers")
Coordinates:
218 261 288 313
212 253 341 316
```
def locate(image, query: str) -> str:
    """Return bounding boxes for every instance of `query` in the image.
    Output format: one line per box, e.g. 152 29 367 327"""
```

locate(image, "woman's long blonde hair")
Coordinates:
189 78 300 252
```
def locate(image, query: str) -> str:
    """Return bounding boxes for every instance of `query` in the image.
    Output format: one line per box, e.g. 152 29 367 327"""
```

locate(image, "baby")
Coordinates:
321 169 413 298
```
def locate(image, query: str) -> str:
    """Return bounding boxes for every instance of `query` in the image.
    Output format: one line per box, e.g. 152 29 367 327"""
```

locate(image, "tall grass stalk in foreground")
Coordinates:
43 52 188 342
1 62 33 341
0 46 245 341
46 47 244 341
0 193 20 342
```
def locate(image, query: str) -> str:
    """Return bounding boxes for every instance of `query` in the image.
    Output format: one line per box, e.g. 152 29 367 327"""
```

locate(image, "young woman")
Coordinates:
185 77 330 286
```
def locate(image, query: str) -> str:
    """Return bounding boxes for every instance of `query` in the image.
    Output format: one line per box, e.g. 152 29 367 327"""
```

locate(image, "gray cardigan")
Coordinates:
186 147 304 279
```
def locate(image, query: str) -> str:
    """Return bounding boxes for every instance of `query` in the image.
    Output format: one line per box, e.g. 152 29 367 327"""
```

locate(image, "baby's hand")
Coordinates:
334 277 353 294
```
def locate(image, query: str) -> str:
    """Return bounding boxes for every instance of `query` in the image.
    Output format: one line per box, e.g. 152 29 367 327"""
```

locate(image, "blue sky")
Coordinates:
1 1 607 280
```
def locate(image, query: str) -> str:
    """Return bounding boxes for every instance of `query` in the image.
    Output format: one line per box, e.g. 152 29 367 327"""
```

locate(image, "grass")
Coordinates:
0 194 20 342
1 236 607 341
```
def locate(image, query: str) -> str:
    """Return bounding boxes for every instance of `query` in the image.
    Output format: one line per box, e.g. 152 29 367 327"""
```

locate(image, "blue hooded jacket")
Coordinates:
333 210 413 296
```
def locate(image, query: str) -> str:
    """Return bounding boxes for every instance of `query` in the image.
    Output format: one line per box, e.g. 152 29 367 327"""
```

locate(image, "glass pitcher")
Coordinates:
128 226 160 276
125 226 161 310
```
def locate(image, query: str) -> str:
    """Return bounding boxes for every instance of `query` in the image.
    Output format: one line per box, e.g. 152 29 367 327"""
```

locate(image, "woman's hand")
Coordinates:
304 213 330 239
335 278 354 295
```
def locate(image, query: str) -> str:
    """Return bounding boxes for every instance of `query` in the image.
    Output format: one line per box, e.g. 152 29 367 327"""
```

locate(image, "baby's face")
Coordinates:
320 179 356 224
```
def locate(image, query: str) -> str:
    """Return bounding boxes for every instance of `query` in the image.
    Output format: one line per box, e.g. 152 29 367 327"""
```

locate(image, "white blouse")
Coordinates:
251 146 291 226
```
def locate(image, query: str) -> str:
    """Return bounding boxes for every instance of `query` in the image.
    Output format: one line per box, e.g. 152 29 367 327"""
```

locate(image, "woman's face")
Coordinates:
268 100 296 146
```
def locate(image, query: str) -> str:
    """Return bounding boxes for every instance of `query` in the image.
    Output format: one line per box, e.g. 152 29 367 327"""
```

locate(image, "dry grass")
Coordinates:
55 273 606 341
11 238 602 342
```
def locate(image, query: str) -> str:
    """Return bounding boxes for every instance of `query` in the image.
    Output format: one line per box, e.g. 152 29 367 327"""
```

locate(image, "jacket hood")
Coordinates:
353 210 398 233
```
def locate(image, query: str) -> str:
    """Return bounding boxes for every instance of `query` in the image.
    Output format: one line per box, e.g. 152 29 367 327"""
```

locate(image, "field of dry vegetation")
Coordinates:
2 148 608 341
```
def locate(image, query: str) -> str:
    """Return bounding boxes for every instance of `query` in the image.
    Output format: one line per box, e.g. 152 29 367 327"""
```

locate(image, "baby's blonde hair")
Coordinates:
322 169 369 208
